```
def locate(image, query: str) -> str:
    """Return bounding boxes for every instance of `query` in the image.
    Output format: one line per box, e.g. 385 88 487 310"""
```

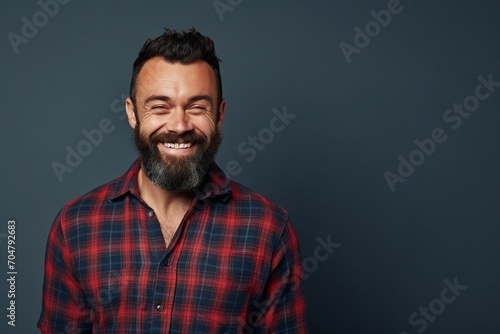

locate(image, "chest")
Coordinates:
155 210 186 247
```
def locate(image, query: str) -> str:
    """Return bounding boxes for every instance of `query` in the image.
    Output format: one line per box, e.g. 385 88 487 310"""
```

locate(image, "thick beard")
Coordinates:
134 126 221 192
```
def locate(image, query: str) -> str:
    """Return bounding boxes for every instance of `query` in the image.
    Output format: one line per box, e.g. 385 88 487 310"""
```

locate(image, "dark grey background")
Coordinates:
1 0 499 333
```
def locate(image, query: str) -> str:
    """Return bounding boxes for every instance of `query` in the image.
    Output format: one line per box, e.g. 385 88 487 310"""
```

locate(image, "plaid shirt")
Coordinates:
38 158 308 333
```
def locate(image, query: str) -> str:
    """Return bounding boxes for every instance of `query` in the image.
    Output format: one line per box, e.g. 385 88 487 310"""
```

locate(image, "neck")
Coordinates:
137 167 194 213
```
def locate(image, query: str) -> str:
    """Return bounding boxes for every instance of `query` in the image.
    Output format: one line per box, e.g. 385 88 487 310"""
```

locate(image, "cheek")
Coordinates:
197 113 217 134
138 114 163 135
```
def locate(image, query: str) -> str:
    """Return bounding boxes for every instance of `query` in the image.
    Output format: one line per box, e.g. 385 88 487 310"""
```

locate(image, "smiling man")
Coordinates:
38 28 308 333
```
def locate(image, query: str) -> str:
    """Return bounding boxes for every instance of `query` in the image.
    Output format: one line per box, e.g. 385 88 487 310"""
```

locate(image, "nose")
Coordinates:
165 109 193 134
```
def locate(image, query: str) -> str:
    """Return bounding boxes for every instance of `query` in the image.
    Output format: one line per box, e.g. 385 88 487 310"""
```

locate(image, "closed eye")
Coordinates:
150 105 171 115
187 104 210 115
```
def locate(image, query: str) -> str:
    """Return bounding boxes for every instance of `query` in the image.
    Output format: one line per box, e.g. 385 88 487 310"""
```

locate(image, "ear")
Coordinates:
125 97 138 129
216 99 226 130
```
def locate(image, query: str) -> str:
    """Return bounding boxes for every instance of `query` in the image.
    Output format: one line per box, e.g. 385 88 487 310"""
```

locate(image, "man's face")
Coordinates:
125 57 225 191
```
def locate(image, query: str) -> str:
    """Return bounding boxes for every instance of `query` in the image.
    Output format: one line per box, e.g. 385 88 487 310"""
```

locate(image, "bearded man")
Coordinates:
38 28 308 334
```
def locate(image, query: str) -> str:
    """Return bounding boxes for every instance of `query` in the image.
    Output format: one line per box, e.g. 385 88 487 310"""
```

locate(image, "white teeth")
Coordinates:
163 142 192 149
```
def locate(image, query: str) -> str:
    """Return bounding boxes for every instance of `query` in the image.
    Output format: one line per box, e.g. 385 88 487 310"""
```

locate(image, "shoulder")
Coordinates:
230 180 288 213
60 180 119 218
53 172 129 237
226 180 290 231
56 159 139 225
223 180 301 258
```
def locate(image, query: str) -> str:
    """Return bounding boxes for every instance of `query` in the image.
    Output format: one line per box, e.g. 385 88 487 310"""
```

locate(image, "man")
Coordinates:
38 28 307 333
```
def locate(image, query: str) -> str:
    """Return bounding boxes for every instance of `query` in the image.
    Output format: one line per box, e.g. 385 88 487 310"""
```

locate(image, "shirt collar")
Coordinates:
108 158 232 203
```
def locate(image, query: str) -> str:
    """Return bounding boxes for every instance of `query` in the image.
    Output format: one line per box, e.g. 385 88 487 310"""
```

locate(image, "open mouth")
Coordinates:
162 142 193 149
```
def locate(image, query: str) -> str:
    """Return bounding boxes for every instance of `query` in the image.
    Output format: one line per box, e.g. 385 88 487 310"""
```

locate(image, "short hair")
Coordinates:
129 28 223 105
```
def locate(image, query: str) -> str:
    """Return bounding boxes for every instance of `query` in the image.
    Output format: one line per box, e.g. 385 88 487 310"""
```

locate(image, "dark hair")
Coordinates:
129 28 223 105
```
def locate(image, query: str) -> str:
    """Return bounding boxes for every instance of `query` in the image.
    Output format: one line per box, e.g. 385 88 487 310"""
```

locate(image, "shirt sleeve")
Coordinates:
37 211 93 334
254 216 309 333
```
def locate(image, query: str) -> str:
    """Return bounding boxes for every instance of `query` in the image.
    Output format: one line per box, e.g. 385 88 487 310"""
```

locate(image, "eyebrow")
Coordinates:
143 95 213 106
143 95 172 105
187 95 213 106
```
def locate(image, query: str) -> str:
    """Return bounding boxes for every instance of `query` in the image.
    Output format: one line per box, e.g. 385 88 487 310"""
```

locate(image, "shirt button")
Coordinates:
148 211 154 217
163 259 170 267
156 304 164 312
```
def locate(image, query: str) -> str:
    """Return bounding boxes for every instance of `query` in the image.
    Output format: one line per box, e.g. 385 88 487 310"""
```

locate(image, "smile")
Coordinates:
162 142 193 149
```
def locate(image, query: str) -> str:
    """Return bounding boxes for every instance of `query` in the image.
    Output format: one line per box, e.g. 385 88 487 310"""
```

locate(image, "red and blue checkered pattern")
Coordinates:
38 158 308 333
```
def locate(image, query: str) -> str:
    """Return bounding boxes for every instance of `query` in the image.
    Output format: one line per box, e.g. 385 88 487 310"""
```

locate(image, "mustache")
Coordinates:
149 131 207 146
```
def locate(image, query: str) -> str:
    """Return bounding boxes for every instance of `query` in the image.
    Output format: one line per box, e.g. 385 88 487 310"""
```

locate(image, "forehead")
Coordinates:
135 57 217 101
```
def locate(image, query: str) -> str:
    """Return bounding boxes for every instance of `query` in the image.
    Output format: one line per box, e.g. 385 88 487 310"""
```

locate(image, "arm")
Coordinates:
38 211 92 334
254 218 308 333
